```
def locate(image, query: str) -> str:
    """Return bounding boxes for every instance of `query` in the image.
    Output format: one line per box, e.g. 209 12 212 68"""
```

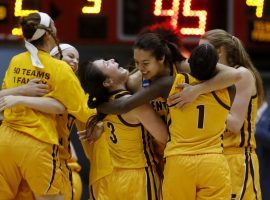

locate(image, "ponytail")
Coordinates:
166 41 185 63
21 13 63 58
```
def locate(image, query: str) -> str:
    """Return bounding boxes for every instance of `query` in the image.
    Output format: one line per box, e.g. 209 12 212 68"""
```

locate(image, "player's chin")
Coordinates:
71 65 78 73
142 74 151 80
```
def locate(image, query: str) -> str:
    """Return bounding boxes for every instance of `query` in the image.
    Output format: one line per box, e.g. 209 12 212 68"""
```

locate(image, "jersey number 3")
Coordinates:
107 122 118 144
196 105 205 129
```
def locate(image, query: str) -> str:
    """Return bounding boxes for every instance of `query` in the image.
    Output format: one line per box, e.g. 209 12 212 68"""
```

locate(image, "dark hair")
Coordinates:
139 22 182 48
20 12 62 58
202 29 264 105
78 60 109 131
134 32 184 75
188 43 218 80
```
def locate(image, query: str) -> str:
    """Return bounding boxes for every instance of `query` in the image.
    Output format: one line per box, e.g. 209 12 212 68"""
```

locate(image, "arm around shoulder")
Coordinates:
97 76 174 115
195 63 241 95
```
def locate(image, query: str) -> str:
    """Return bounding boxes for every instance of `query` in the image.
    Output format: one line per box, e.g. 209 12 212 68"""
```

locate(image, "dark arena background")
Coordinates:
0 0 270 199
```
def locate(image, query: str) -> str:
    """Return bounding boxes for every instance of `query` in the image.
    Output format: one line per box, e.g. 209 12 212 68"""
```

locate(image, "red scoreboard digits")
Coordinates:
154 0 207 35
0 0 217 42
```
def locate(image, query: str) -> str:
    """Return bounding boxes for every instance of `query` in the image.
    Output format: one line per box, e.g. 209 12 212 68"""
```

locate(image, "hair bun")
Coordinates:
88 96 98 109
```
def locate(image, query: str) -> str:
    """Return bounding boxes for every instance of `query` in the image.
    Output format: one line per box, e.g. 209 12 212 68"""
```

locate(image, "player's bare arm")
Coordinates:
226 67 255 133
0 96 65 114
97 76 174 114
0 78 49 98
120 100 169 144
167 63 241 108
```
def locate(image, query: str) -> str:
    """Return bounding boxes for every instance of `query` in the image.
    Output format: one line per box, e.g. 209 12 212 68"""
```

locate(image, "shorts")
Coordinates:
225 149 261 200
90 166 161 200
0 125 64 199
162 154 231 200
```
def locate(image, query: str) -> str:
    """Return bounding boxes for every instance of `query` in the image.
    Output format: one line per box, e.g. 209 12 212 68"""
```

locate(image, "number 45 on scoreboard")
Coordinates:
154 0 207 35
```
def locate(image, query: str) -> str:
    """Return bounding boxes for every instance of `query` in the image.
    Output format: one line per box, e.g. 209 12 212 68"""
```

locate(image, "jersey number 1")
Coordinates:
196 105 205 129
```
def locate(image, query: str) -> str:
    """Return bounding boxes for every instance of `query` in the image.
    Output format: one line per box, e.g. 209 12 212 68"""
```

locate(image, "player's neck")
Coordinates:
36 43 51 53
108 84 126 93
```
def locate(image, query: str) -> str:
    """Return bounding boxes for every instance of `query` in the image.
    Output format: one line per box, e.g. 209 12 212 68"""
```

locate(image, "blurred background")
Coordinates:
0 0 270 199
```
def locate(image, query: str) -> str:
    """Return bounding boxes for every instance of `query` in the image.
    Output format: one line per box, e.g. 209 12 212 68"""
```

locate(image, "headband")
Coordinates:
50 43 76 57
25 12 51 69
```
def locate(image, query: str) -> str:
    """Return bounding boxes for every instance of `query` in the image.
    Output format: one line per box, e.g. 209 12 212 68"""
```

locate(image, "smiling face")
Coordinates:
61 47 79 72
93 59 129 87
133 48 165 80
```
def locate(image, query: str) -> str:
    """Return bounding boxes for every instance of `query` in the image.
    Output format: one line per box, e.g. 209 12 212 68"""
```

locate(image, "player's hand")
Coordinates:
0 95 21 111
77 121 104 143
167 83 199 110
21 78 50 96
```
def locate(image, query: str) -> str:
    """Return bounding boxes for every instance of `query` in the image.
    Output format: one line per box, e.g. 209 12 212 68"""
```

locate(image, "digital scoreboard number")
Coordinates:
117 0 226 41
0 0 227 42
247 0 270 43
153 0 207 35
2 0 269 46
5 0 212 38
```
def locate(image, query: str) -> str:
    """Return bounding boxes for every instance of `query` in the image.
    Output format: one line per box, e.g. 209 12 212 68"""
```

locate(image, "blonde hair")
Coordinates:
202 29 264 106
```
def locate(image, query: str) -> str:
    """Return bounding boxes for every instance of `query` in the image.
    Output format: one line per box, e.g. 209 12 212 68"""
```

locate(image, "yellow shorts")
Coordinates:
90 166 161 200
225 150 262 200
162 154 231 200
14 161 75 200
14 180 35 200
0 125 64 199
61 161 74 200
71 171 82 200
67 161 83 200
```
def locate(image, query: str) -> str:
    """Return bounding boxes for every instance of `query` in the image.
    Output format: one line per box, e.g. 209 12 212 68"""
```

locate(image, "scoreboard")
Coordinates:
0 0 269 48
246 0 270 50
0 0 227 43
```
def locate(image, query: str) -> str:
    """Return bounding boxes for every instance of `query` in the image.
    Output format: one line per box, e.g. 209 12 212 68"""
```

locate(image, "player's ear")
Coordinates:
217 46 224 57
159 55 165 64
103 78 113 88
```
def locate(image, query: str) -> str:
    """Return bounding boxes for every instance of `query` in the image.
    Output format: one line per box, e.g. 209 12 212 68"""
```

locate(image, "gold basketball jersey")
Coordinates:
224 94 258 149
165 73 230 156
103 90 154 168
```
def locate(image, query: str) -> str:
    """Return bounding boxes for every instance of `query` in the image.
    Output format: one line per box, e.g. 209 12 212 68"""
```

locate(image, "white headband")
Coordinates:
50 43 76 57
25 12 52 69
28 12 51 42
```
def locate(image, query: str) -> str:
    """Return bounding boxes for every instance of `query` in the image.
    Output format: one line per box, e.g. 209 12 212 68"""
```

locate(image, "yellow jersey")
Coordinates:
57 94 91 160
82 133 114 185
103 90 153 168
151 64 176 133
141 64 178 167
150 97 168 123
56 113 75 160
2 51 94 144
77 119 114 185
224 94 258 150
146 63 178 122
164 73 230 156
